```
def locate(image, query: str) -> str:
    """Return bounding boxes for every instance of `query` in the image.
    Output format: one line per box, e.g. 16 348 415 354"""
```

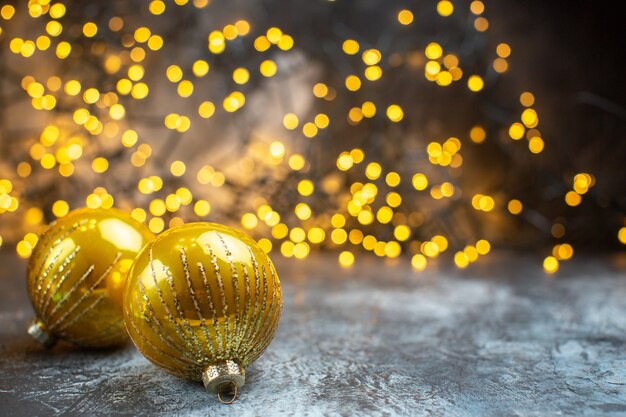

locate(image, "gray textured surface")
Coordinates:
1 251 625 417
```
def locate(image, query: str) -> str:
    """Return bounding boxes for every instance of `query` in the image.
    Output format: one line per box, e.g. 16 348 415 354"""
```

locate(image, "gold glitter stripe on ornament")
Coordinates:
197 262 221 357
179 247 216 358
127 310 196 369
217 233 240 354
206 244 231 356
37 245 80 314
162 263 204 354
31 219 88 301
136 281 199 363
148 246 199 356
49 252 121 331
46 263 95 320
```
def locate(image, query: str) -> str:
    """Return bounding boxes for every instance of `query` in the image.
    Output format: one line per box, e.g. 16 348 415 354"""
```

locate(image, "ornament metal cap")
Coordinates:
202 360 245 404
27 318 57 348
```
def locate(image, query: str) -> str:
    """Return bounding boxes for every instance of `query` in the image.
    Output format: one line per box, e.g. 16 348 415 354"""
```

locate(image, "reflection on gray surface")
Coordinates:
1 252 625 416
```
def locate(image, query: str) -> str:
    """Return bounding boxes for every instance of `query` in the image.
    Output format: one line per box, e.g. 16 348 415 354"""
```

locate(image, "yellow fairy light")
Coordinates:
311 114 329 130
364 162 382 180
364 65 383 81
233 67 250 84
528 137 544 154
335 153 352 171
342 39 359 55
437 0 454 16
425 43 443 60
254 36 270 52
282 113 299 130
83 22 98 38
386 172 401 187
362 49 382 66
394 225 411 241
148 217 165 234
257 238 272 254
472 17 488 31
134 27 151 43
260 60 277 77
467 75 484 92
387 192 402 208
454 251 469 268
223 91 245 112
17 162 32 178
116 79 132 95
170 160 186 176
508 122 525 140
27 82 44 98
290 227 306 243
297 179 314 196
269 141 285 158
46 21 63 37
361 101 376 118
543 256 559 274
272 223 289 240
36 36 51 51
331 228 348 245
507 199 523 215
194 200 211 217
149 0 166 15
521 109 538 127
235 20 250 36
146 35 163 50
166 65 183 82
386 104 404 122
241 213 258 229
40 154 56 169
109 103 125 120
198 101 215 119
92 157 109 173
565 191 581 207
278 34 294 50
470 1 485 14
131 83 149 99
280 241 295 258
83 88 100 104
266 27 283 44
302 122 318 138
313 83 328 98
618 227 626 244
338 251 355 267
16 240 33 259
476 239 491 255
295 203 312 220
289 154 306 171
177 80 194 97
398 9 414 25
520 92 535 107
345 75 361 91
556 243 574 260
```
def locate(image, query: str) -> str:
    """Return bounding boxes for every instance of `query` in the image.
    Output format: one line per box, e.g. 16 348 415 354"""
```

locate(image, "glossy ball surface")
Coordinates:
27 208 154 347
123 222 282 381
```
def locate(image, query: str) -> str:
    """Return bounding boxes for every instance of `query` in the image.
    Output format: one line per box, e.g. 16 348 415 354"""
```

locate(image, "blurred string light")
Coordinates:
0 0 621 275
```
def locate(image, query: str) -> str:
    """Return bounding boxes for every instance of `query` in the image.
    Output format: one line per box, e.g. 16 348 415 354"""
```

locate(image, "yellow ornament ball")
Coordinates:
123 222 282 402
26 208 154 348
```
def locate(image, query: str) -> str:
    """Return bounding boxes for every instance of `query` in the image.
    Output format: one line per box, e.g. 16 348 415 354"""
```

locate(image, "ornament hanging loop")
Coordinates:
216 381 238 404
27 318 57 348
202 360 245 402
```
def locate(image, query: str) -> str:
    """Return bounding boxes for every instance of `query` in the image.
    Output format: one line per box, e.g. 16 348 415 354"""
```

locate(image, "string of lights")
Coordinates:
1 0 624 274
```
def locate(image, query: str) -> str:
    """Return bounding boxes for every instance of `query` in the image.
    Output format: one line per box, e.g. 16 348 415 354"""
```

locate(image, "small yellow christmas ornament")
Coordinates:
123 222 282 403
26 208 154 348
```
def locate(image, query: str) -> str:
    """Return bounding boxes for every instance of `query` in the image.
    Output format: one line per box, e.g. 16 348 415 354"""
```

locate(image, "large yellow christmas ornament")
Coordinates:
26 208 154 348
123 222 282 403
